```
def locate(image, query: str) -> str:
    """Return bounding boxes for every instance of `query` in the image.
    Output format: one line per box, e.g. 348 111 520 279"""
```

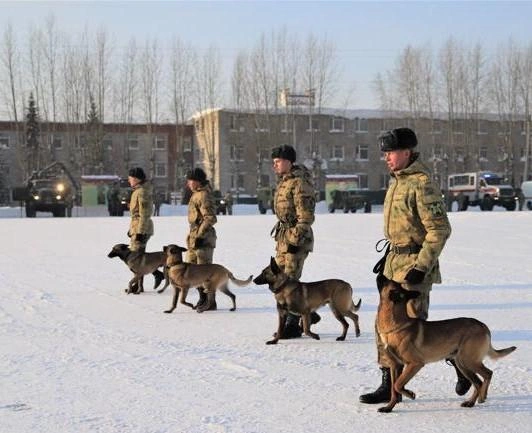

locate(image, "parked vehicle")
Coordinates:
213 190 227 215
521 181 532 210
256 186 275 214
12 162 78 217
325 174 371 214
107 178 131 216
447 171 516 211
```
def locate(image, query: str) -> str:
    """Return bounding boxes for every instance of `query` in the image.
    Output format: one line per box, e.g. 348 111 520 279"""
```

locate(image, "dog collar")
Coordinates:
271 276 291 294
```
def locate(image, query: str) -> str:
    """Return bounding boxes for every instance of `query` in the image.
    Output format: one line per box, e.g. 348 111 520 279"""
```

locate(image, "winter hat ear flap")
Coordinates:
271 145 296 162
128 167 146 181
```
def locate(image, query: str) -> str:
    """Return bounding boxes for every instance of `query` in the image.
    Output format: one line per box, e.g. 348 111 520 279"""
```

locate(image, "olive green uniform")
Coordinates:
186 182 217 265
128 183 154 252
272 165 315 279
377 157 451 367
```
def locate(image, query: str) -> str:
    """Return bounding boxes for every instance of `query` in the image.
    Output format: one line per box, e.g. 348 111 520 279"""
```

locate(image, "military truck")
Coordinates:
107 178 131 216
328 189 371 213
257 186 275 214
447 171 517 211
12 162 78 217
325 174 372 213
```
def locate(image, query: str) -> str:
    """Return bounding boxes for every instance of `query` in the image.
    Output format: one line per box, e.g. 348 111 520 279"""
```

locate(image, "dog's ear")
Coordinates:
163 245 168 253
178 246 188 253
376 274 388 293
270 257 281 274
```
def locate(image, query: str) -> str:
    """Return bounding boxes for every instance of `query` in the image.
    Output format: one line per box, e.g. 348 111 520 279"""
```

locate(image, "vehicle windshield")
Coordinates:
483 176 504 186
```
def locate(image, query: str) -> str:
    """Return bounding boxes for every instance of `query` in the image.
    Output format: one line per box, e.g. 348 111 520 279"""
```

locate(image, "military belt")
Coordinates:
390 244 421 254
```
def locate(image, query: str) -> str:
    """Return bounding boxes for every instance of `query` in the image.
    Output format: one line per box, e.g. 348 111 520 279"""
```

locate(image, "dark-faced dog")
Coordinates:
107 243 169 294
376 280 517 413
162 244 253 313
253 257 362 344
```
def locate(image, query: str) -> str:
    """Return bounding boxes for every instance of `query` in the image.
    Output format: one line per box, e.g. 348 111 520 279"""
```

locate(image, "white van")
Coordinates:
520 181 532 210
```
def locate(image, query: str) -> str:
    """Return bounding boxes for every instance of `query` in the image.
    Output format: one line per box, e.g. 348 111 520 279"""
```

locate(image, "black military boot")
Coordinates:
359 367 402 404
152 270 164 290
447 359 472 396
279 313 302 339
194 287 208 309
197 294 217 313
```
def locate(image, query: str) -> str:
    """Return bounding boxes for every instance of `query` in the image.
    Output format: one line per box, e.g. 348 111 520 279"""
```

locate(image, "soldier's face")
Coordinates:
272 158 292 175
383 149 411 172
187 179 200 191
128 176 141 188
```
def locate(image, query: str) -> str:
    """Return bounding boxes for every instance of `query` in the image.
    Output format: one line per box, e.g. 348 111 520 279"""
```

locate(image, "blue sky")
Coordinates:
1 1 532 108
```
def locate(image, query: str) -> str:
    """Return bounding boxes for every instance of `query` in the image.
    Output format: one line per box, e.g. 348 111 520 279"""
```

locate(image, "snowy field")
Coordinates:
1 203 531 433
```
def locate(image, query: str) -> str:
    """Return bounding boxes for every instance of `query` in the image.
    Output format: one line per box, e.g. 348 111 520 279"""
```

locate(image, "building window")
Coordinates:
128 135 139 150
155 163 167 178
154 135 166 150
431 119 442 134
455 147 464 162
380 173 390 189
182 136 192 152
50 134 62 149
230 144 244 161
103 137 113 150
357 173 369 189
477 120 488 135
231 173 244 189
355 117 368 132
0 134 9 149
329 116 344 132
331 144 344 160
281 115 292 133
356 144 369 161
307 117 319 131
479 145 488 161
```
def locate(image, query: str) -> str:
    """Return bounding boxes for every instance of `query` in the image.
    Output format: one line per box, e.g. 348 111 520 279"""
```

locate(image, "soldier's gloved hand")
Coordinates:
405 268 425 285
127 230 132 238
135 233 148 243
194 238 205 249
287 244 300 254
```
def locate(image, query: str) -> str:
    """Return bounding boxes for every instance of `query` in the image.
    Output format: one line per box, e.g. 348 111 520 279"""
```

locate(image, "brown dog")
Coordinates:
162 244 252 313
253 257 361 344
107 243 169 294
376 280 517 413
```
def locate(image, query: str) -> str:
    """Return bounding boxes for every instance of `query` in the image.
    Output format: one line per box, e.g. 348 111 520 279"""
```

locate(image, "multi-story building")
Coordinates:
192 108 531 198
0 121 195 204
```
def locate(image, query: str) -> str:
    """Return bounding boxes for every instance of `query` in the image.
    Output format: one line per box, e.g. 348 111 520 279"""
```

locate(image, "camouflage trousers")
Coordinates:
129 234 151 253
376 280 431 368
186 247 214 265
275 250 309 279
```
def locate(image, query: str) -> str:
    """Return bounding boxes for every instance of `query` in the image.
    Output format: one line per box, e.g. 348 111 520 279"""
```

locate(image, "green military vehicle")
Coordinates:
107 178 131 216
13 162 78 218
328 189 372 213
257 186 275 214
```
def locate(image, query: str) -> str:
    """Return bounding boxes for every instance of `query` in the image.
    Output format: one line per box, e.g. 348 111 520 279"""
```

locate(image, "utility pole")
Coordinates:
524 114 531 183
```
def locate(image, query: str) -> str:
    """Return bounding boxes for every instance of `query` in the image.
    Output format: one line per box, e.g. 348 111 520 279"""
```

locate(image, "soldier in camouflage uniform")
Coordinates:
270 145 318 338
127 167 162 290
185 168 218 311
127 167 154 253
359 128 467 404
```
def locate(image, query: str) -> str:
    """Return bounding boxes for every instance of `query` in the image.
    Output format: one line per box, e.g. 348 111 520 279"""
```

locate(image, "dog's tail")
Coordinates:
229 274 253 286
488 345 517 360
353 298 362 312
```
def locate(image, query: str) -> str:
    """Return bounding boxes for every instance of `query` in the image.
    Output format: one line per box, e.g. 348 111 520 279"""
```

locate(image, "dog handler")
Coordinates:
359 128 468 404
127 167 154 253
185 167 218 311
270 144 319 338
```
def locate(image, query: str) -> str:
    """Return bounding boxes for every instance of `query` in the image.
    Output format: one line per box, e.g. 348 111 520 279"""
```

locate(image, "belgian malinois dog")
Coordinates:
107 243 169 294
253 257 362 345
376 280 517 413
162 244 252 313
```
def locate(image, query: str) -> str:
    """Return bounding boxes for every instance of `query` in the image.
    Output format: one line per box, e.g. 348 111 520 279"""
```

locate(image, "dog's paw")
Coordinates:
163 310 173 314
336 336 346 341
311 334 320 340
266 339 278 345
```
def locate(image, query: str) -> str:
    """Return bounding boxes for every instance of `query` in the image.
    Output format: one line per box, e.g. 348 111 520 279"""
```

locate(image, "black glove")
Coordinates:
405 268 425 285
135 233 148 243
287 244 300 254
194 238 205 249
127 230 132 238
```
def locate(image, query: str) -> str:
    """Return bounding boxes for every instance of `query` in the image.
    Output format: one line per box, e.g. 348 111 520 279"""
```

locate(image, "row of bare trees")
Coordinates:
374 38 532 182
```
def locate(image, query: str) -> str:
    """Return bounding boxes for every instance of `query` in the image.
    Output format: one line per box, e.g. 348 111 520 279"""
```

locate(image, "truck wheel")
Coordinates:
481 196 494 211
364 202 372 213
458 196 468 211
25 202 36 218
258 202 266 214
328 205 335 213
505 201 516 211
54 206 66 217
527 201 532 211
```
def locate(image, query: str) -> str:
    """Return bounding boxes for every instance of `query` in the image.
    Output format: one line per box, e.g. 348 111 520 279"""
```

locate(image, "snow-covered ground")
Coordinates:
1 204 531 433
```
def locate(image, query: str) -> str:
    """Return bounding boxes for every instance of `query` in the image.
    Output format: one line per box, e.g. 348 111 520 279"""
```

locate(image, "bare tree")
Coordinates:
1 22 20 122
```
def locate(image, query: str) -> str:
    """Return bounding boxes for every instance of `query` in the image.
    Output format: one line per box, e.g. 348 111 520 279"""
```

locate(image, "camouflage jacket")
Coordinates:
187 182 217 249
383 158 451 284
273 164 316 253
129 183 154 236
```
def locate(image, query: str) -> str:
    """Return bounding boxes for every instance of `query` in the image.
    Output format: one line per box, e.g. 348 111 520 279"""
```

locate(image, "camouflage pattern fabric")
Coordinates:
128 183 154 252
186 182 217 254
383 158 451 284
